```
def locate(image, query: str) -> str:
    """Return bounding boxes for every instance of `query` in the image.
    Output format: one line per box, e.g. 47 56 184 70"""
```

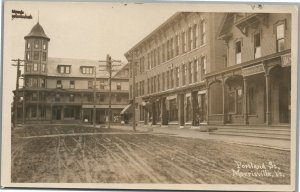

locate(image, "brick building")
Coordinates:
125 12 291 127
14 22 129 124
125 12 226 127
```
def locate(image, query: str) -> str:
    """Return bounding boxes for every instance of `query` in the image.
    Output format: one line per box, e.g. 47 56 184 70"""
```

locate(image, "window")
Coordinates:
193 60 198 83
193 24 198 48
153 76 156 93
167 71 170 89
70 80 75 88
42 52 47 61
254 33 261 58
117 82 121 90
26 52 30 60
40 106 46 117
56 80 62 88
235 41 242 64
200 20 206 45
64 107 75 118
157 75 160 92
32 93 38 101
201 56 207 78
100 94 105 102
42 41 47 50
188 27 193 51
41 63 46 72
100 80 105 89
162 44 165 62
32 78 38 87
27 41 31 49
162 72 165 91
170 69 174 88
236 88 243 114
34 40 39 49
31 107 37 118
176 67 180 87
182 64 186 86
39 92 46 101
33 63 38 71
33 52 39 60
276 24 285 52
182 32 186 53
58 65 71 74
87 93 93 102
88 81 93 89
116 95 122 102
130 85 132 99
175 35 179 56
55 93 60 102
188 62 192 84
41 79 45 88
170 38 174 58
157 48 160 66
69 94 74 102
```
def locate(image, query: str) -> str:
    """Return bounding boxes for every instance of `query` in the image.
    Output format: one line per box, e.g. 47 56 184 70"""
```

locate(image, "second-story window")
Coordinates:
34 40 39 49
117 82 121 90
33 52 39 60
27 41 31 49
254 33 261 59
276 24 285 52
58 65 71 74
26 52 30 60
235 41 242 64
42 41 47 50
88 80 93 89
56 80 62 88
33 63 38 71
41 79 45 88
42 52 47 61
70 80 75 89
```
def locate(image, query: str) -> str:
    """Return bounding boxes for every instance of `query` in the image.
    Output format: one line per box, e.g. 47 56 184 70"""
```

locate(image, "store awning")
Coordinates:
120 104 133 115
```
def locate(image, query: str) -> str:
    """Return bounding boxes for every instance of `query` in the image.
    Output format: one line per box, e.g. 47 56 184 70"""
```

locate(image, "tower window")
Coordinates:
42 41 47 50
27 41 31 49
34 40 39 49
42 52 47 61
33 52 39 60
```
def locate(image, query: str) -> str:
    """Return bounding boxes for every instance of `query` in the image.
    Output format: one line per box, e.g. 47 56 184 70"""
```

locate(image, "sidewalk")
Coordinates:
108 124 291 150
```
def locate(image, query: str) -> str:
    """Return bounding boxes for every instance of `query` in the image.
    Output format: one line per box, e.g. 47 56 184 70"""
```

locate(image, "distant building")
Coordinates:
125 12 226 127
14 22 129 124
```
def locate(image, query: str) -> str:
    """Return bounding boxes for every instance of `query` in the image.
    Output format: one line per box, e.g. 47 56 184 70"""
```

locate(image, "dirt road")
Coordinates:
11 125 290 184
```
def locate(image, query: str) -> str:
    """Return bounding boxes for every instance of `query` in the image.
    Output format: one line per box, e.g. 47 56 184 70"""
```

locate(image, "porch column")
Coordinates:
222 81 226 124
178 94 185 127
265 73 272 125
243 77 249 125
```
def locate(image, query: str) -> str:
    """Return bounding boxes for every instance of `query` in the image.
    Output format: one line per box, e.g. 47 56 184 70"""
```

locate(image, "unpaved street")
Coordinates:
11 125 290 184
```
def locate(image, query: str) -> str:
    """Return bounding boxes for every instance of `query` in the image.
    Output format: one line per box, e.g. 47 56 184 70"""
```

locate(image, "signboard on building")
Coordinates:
281 53 291 67
242 63 265 76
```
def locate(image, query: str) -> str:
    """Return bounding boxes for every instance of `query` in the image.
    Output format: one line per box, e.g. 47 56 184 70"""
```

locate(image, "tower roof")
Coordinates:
24 22 50 41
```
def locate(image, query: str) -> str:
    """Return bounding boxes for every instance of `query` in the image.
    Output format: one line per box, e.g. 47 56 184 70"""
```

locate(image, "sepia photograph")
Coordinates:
1 1 298 191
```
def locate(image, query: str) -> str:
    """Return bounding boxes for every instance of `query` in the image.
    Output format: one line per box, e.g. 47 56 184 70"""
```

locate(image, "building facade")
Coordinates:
207 13 291 125
125 12 291 127
14 22 129 124
125 12 226 127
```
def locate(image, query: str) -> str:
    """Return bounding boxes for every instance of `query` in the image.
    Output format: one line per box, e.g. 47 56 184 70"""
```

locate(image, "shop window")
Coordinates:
70 80 75 89
254 33 261 58
235 41 242 64
56 80 62 88
64 107 75 118
169 99 178 121
33 52 39 60
276 24 285 52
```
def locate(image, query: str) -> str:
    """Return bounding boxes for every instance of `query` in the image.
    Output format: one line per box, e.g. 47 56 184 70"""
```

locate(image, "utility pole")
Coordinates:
99 54 121 129
93 66 97 127
12 59 24 128
131 53 136 132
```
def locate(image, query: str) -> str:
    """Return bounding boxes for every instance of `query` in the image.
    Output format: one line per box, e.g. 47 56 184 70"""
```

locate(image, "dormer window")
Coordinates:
58 65 71 74
81 66 94 74
34 40 39 49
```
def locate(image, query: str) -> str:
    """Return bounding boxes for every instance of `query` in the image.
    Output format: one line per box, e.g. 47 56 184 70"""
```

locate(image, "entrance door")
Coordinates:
52 107 61 120
279 86 290 123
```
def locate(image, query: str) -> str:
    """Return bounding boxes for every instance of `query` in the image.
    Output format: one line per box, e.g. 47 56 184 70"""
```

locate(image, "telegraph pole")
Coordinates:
99 54 121 129
12 59 24 128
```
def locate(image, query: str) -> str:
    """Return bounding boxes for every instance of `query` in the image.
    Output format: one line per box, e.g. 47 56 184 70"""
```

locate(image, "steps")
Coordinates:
209 125 291 140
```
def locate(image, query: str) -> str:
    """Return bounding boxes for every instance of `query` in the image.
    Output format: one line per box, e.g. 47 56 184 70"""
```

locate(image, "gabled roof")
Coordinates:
217 13 235 40
24 22 50 41
113 63 129 78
